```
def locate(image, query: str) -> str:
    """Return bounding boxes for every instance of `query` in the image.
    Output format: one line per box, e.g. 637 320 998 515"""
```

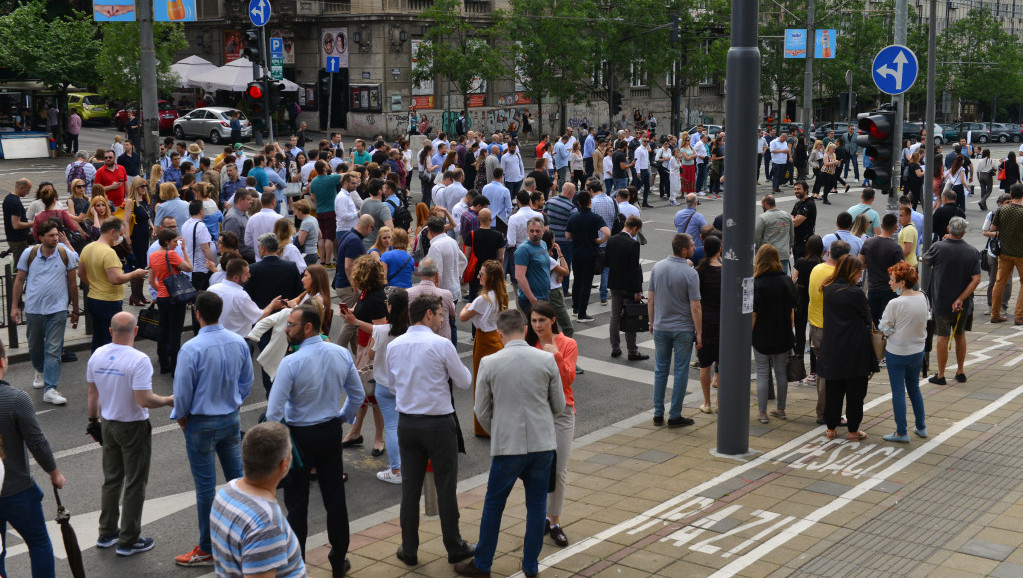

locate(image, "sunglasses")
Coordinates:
74 185 85 189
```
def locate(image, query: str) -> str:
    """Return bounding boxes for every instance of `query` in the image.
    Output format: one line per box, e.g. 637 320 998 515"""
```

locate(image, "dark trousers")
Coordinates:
867 289 897 327
757 153 763 179
772 162 784 191
507 180 523 201
824 375 869 431
87 297 122 352
572 256 597 318
584 157 594 179
99 419 152 548
560 240 573 294
398 413 464 555
285 418 349 573
637 169 651 205
189 272 211 336
420 174 434 206
657 164 670 198
259 331 273 398
518 296 534 319
66 132 79 153
794 292 809 358
609 289 638 354
156 297 186 372
764 154 773 179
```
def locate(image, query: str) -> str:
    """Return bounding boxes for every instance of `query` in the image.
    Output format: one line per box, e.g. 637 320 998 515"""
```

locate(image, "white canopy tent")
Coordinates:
186 57 300 92
170 55 218 89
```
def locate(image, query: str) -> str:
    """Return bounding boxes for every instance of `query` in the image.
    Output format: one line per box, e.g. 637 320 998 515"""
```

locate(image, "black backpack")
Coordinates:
610 198 626 235
387 194 413 231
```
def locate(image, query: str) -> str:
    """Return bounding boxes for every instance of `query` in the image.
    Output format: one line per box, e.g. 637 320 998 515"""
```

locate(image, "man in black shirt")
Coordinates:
790 181 816 260
526 158 553 199
3 178 32 265
932 189 965 242
117 140 141 177
860 214 905 326
565 191 611 322
464 208 506 301
611 141 633 190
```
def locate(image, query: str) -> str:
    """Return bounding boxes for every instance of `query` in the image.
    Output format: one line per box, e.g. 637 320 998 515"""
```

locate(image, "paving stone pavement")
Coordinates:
293 315 1023 577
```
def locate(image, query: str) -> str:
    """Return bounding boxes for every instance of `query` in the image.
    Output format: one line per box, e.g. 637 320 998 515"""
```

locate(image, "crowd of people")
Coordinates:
1 117 1021 578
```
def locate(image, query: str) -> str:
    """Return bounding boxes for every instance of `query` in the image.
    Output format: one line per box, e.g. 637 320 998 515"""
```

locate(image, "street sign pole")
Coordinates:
802 0 815 140
260 28 274 143
327 73 334 130
718 0 760 456
139 0 159 168
890 0 908 212
921 0 937 293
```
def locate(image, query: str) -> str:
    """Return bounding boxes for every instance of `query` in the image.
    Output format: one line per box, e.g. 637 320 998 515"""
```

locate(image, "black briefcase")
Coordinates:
621 301 649 333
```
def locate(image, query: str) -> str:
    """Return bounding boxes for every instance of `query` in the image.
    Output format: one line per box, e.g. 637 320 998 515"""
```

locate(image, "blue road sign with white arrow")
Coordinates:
248 0 271 27
872 45 918 96
326 56 340 74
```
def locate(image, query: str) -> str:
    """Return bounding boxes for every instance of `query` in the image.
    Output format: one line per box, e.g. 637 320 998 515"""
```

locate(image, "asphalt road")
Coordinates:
0 125 1007 576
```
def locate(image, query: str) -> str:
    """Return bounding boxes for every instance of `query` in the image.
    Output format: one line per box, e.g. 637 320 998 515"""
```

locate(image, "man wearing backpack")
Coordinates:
65 151 96 194
383 180 413 232
10 220 80 405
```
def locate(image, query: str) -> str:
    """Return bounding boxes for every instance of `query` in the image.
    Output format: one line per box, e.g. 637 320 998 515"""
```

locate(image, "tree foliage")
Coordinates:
96 22 187 102
937 8 1023 117
410 0 504 117
0 0 99 90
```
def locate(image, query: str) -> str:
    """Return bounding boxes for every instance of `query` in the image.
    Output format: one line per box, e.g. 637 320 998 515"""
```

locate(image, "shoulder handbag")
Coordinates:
163 250 197 305
870 322 887 362
998 161 1007 181
284 181 303 197
462 231 478 284
786 349 807 382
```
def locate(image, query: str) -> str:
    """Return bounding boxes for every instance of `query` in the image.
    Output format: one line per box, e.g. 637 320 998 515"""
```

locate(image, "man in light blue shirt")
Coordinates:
500 141 526 199
482 167 512 225
431 143 448 177
171 291 254 567
553 134 571 185
583 126 597 178
10 220 79 405
266 304 363 577
821 211 864 257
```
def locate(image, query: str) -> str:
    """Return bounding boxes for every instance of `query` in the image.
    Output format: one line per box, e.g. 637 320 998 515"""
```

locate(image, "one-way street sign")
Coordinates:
872 45 918 96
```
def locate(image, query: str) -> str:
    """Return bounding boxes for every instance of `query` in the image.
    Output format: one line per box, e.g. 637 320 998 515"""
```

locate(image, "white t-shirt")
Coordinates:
879 293 929 356
548 256 562 290
87 343 154 422
543 151 554 171
371 324 396 391
466 290 500 332
769 138 790 165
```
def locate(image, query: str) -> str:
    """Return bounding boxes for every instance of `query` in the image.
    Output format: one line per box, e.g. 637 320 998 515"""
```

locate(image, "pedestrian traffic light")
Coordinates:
268 81 285 108
857 107 896 192
244 29 261 63
611 91 623 115
246 81 264 101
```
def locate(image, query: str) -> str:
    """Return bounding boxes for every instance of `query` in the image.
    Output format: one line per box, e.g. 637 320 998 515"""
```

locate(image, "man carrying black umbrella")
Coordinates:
0 338 66 577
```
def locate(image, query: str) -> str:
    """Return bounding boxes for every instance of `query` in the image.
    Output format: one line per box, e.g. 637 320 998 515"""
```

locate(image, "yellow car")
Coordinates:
67 93 113 124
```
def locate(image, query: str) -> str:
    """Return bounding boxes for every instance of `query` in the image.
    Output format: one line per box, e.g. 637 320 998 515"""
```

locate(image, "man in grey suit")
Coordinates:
456 310 565 578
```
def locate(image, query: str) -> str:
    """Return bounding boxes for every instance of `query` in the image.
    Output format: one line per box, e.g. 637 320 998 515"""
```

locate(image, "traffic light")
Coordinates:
856 107 896 192
246 81 264 101
268 81 285 108
611 91 623 115
244 29 261 63
319 74 331 97
670 15 680 43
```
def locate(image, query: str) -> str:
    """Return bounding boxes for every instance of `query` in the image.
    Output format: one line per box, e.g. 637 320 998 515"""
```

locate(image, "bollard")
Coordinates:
423 460 438 516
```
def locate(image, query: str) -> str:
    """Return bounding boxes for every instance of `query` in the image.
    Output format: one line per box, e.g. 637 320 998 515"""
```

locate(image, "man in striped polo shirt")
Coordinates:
210 421 305 577
544 182 578 295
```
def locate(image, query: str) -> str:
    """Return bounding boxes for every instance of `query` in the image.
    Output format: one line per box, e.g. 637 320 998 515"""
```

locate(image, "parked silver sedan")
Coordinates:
172 107 252 144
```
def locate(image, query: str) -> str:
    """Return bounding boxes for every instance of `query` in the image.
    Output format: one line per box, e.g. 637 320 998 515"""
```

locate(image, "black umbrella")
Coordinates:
53 485 87 578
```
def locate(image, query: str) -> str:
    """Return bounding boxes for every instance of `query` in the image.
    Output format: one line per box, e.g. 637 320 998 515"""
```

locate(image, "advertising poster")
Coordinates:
270 29 295 65
155 0 195 21
93 1 136 21
784 29 806 58
815 29 837 59
224 30 244 63
411 39 434 96
321 28 349 69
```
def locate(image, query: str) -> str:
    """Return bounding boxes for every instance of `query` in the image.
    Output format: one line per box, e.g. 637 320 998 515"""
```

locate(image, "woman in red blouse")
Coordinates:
525 300 578 548
148 228 192 374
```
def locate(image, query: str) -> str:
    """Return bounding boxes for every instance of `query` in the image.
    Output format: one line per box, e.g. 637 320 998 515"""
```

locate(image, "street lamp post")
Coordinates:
718 0 760 455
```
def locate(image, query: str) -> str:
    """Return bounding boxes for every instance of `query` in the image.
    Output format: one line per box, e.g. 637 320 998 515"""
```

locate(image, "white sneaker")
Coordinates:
376 469 402 484
43 389 67 405
32 372 44 389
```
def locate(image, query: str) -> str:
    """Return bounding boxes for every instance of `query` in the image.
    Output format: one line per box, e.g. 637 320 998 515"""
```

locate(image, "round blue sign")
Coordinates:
872 45 918 96
248 0 271 27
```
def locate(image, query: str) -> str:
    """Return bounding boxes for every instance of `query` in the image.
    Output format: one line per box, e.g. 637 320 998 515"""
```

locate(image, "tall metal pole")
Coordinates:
327 72 335 130
607 60 616 130
890 0 908 212
672 60 682 137
718 0 760 455
846 70 854 121
260 27 274 143
921 0 937 289
801 0 815 137
139 0 159 169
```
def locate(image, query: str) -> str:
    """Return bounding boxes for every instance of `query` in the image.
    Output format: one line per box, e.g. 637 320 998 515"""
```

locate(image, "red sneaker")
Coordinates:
174 545 213 567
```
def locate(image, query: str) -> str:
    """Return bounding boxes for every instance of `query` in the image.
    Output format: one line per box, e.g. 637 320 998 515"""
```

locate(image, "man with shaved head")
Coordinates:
88 311 174 556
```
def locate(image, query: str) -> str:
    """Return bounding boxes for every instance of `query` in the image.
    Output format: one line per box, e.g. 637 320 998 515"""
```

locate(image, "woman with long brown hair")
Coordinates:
126 177 153 305
819 254 877 441
340 256 388 455
459 260 509 437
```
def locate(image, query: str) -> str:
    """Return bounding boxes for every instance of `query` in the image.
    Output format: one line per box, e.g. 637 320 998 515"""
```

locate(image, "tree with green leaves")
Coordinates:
410 0 504 122
95 22 187 103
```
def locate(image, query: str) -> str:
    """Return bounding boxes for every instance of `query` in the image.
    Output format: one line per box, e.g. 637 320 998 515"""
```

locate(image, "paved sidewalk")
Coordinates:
305 319 1023 577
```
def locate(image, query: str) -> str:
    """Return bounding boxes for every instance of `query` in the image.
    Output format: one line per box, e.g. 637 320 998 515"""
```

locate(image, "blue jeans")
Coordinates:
843 152 860 180
653 330 695 419
375 385 401 471
559 240 573 294
695 163 708 192
0 484 53 578
86 297 122 352
885 351 926 436
613 177 629 192
26 311 66 392
184 410 243 553
598 265 609 302
474 451 554 575
604 178 613 195
637 169 651 204
771 161 784 191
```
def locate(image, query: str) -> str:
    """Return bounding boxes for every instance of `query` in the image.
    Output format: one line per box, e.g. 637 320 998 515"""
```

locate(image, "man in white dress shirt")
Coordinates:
334 172 362 237
616 189 641 220
426 216 467 342
244 193 281 261
500 141 526 200
208 259 284 337
181 201 217 291
440 168 468 214
386 294 475 569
